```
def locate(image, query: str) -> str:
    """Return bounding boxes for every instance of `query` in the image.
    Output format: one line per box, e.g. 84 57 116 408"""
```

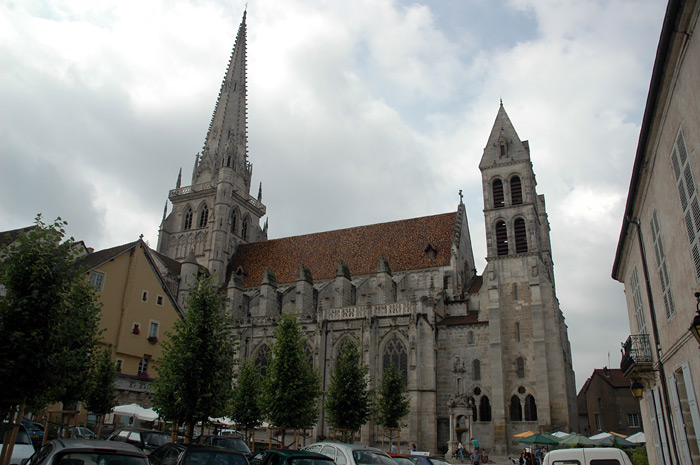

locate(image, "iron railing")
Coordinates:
620 334 653 373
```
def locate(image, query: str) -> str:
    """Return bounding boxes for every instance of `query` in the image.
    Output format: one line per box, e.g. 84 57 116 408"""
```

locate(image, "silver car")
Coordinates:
23 438 149 465
303 442 394 465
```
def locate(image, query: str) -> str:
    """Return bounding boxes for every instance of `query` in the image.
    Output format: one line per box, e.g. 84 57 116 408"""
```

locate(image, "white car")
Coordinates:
542 448 633 465
0 424 35 465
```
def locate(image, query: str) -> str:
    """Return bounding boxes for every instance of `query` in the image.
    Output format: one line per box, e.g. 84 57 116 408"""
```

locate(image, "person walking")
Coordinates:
470 449 482 465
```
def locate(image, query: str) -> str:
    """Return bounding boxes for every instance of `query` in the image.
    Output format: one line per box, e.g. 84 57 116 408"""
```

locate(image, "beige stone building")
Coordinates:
156 11 577 455
612 1 700 464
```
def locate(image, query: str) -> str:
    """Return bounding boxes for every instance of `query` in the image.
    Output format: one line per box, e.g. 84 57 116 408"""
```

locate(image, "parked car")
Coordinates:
148 443 249 465
21 420 45 448
249 449 335 465
107 428 172 454
23 438 148 465
542 448 633 465
202 435 252 457
408 452 452 465
387 453 413 465
0 423 35 465
304 442 394 465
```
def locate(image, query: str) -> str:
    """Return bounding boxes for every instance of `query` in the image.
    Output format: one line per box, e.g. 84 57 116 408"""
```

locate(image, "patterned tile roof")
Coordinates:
230 212 458 288
0 226 35 249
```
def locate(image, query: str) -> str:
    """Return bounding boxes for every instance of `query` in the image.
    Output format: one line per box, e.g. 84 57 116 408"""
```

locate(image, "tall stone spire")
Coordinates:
195 11 250 189
479 102 530 169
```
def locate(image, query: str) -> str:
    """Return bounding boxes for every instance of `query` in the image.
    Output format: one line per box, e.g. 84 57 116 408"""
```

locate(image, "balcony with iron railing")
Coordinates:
620 334 654 378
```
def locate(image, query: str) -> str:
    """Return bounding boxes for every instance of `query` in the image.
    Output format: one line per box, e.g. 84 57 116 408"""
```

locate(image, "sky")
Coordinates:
1 0 668 392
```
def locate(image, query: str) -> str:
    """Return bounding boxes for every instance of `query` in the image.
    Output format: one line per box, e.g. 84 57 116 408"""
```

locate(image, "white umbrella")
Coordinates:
626 432 646 444
209 417 234 426
551 431 570 438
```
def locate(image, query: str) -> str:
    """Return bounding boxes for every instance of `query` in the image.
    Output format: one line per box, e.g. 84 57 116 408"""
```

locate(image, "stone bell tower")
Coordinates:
156 11 267 284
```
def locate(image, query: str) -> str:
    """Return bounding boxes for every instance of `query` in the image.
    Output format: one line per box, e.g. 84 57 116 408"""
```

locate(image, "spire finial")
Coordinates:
176 168 182 189
162 201 168 221
258 182 262 201
459 189 463 204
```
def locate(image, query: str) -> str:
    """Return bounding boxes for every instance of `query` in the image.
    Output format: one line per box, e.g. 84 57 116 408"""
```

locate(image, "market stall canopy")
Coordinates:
589 432 634 447
626 432 646 444
556 432 597 447
513 431 535 438
516 434 559 445
112 403 158 421
550 431 569 439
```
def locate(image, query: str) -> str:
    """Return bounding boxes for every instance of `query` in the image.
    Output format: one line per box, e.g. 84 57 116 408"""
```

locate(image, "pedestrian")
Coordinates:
391 444 398 454
518 450 526 465
457 443 465 461
471 437 479 452
534 448 542 465
412 444 417 452
470 449 482 465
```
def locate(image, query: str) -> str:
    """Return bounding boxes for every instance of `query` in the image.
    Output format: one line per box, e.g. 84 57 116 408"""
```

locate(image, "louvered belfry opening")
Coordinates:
493 179 505 208
514 218 528 253
496 221 508 255
511 176 523 204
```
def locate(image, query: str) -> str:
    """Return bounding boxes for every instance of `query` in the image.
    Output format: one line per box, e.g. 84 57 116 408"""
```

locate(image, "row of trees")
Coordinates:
0 217 118 465
153 272 410 445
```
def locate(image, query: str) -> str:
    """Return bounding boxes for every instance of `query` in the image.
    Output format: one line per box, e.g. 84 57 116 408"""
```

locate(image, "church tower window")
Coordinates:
524 394 538 421
184 207 193 230
479 396 492 422
495 221 508 255
492 179 505 208
514 218 528 253
199 205 209 228
509 395 522 421
383 334 408 383
516 357 525 378
242 216 249 240
231 210 237 234
473 359 481 380
510 176 523 204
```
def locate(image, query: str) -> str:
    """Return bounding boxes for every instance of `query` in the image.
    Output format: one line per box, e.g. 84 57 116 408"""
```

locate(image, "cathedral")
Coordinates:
156 12 577 455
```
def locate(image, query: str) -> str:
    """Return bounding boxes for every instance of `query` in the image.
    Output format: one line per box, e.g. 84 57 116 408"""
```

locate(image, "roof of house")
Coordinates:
578 368 631 395
229 212 458 288
0 226 35 249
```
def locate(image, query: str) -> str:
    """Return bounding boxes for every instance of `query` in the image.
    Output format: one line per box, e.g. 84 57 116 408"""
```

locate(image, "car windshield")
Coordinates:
143 433 171 447
427 459 451 465
185 451 248 465
392 458 413 465
0 426 32 444
213 439 250 454
56 452 149 465
288 458 334 465
352 452 395 465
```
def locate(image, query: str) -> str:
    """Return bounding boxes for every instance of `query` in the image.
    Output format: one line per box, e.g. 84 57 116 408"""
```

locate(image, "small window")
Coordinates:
467 331 474 345
149 321 159 338
156 295 164 306
88 271 106 291
116 359 123 371
495 221 508 255
141 291 148 302
492 179 505 208
516 322 521 342
514 218 527 253
199 205 209 228
242 216 249 241
510 176 523 204
595 413 601 431
184 207 193 230
138 357 149 374
516 357 525 378
132 323 141 335
473 359 481 380
628 413 640 428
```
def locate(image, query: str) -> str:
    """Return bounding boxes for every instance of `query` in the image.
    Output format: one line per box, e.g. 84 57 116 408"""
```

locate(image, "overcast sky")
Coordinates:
1 0 668 393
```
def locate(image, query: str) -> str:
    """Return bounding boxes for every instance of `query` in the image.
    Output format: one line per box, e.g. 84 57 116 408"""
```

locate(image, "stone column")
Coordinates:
446 401 456 459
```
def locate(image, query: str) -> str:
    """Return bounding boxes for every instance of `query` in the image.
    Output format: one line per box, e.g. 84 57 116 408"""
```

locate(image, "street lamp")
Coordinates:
691 293 700 347
630 380 644 399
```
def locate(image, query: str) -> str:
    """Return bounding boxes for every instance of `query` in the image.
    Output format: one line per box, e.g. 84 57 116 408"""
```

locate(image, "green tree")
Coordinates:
260 314 321 443
84 345 118 438
0 215 102 457
152 273 236 442
376 363 410 429
229 360 263 439
325 339 372 441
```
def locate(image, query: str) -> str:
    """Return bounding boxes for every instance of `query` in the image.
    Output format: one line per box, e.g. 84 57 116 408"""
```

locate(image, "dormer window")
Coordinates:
425 244 438 260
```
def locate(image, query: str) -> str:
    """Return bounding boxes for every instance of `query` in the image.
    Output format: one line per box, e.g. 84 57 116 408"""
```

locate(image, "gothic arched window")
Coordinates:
242 216 249 241
199 205 209 228
473 359 481 381
468 396 477 421
184 207 193 230
524 394 538 421
479 396 492 422
383 334 407 383
514 218 528 253
495 221 508 255
510 395 522 421
510 176 523 205
231 210 237 234
492 179 505 208
516 357 525 378
254 344 271 378
467 331 474 345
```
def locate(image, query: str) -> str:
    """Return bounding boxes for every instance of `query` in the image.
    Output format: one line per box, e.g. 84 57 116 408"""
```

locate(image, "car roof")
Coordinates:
312 443 386 453
263 450 333 459
48 439 147 456
167 443 246 453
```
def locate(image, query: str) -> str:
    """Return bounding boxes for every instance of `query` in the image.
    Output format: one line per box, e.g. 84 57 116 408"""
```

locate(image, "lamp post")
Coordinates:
691 293 700 347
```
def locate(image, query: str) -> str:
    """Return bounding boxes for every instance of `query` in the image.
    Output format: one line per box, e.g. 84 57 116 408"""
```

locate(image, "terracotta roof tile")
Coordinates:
230 212 457 287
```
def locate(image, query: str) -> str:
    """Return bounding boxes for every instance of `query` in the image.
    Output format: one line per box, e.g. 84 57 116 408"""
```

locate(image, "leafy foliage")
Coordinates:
152 273 236 438
375 362 410 429
229 360 263 434
325 338 372 433
0 215 102 409
84 345 118 415
260 314 321 430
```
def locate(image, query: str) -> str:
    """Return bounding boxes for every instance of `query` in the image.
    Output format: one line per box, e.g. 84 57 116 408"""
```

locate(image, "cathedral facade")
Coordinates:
156 12 577 455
